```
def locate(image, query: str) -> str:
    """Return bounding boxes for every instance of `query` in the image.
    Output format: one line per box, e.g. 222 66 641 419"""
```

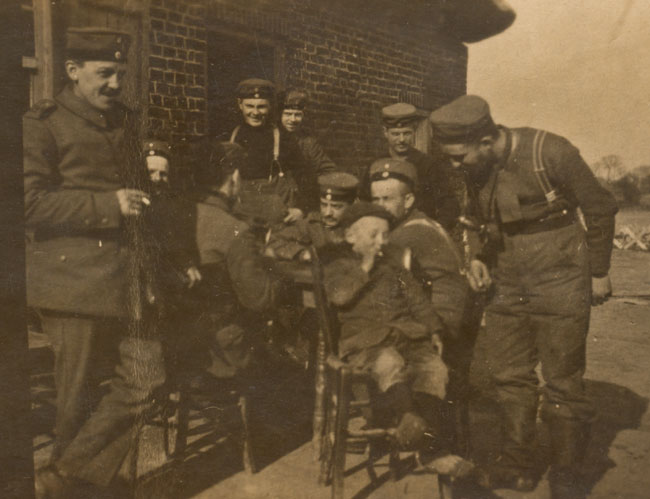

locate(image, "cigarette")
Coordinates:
141 196 151 206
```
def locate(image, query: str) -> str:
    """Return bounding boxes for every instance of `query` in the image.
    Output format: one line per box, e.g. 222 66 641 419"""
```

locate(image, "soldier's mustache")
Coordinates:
101 89 121 97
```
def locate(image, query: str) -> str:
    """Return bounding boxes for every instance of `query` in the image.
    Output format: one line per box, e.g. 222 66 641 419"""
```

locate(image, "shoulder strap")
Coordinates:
273 126 280 161
229 125 241 143
532 130 558 205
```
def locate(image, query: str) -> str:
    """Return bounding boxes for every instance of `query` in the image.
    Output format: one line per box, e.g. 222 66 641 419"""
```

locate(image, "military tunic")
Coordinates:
390 209 467 336
24 85 129 317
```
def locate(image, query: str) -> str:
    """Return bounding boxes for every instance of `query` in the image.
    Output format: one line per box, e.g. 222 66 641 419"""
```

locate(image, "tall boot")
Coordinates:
484 401 538 491
384 383 427 450
544 413 590 499
412 392 447 452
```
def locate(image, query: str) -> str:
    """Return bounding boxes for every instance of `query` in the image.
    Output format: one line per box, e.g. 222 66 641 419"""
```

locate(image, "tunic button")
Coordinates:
84 218 91 226
101 217 108 224
59 255 66 262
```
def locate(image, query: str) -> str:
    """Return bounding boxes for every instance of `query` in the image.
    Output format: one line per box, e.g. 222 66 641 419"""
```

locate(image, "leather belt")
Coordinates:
501 210 575 236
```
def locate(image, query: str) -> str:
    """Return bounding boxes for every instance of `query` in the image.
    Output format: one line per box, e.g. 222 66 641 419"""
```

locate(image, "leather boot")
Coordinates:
412 392 449 453
545 413 590 499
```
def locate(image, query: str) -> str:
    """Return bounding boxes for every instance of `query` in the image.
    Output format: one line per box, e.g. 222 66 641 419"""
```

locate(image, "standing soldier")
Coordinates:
24 28 166 497
429 95 617 498
364 103 460 230
230 78 309 224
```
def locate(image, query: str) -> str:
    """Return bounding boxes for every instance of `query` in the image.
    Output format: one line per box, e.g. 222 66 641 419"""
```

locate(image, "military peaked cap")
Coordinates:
429 95 497 144
236 78 275 99
368 158 418 189
382 103 419 128
143 139 171 159
319 172 359 201
338 201 393 229
66 27 131 63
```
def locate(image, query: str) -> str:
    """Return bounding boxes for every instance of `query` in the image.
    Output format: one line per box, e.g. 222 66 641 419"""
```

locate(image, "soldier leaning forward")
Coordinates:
430 95 618 497
182 140 288 386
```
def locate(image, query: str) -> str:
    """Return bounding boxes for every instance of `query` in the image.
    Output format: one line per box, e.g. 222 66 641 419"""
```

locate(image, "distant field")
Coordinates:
616 207 650 228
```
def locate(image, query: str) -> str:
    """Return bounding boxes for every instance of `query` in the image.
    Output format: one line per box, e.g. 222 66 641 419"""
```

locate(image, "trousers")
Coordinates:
481 222 595 469
40 311 166 487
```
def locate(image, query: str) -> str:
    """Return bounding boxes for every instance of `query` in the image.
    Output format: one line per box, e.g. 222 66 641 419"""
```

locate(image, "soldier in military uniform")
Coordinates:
362 103 460 230
277 88 336 209
187 140 287 385
266 171 359 261
429 95 618 497
24 28 167 496
369 158 467 336
230 78 310 224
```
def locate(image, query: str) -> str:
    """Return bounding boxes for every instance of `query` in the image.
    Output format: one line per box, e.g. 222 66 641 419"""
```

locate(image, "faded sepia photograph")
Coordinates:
1 0 649 497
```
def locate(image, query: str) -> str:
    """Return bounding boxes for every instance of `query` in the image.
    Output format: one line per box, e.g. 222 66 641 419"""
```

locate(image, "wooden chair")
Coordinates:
309 246 453 499
146 353 256 490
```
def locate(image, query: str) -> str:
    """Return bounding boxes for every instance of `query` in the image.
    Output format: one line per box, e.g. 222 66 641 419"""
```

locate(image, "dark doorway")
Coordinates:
207 31 276 140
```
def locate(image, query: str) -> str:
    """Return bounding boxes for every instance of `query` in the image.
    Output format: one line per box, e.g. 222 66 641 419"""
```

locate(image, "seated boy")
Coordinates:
321 202 471 475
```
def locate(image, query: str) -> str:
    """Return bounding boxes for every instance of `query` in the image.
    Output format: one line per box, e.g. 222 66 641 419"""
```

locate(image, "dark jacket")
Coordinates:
267 211 344 260
321 243 445 358
404 147 461 230
390 209 468 335
468 127 618 276
231 123 312 214
194 193 284 317
23 86 135 317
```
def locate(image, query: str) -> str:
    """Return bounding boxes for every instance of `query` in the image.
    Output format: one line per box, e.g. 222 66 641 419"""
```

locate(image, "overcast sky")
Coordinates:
467 0 650 170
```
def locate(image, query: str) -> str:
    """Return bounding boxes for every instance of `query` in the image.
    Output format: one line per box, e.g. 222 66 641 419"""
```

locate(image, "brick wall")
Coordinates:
147 0 208 145
145 0 467 172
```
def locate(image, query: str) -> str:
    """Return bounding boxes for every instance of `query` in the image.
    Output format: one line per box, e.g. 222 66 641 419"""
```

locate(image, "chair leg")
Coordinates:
319 366 337 485
438 473 453 499
388 445 401 481
331 367 351 499
239 394 256 474
173 387 189 460
313 327 328 462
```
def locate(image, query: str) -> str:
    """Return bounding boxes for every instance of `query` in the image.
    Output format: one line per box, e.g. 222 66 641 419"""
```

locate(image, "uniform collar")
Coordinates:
396 208 424 229
56 85 118 129
201 192 233 211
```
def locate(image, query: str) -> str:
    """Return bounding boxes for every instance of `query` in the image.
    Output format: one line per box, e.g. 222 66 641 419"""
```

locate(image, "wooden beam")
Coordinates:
32 0 54 100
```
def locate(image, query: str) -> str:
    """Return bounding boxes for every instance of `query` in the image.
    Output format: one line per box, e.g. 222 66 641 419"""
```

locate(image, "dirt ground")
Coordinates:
31 209 650 498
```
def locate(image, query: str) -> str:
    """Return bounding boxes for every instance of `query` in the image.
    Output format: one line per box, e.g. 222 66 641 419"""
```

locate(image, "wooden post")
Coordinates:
32 0 54 101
